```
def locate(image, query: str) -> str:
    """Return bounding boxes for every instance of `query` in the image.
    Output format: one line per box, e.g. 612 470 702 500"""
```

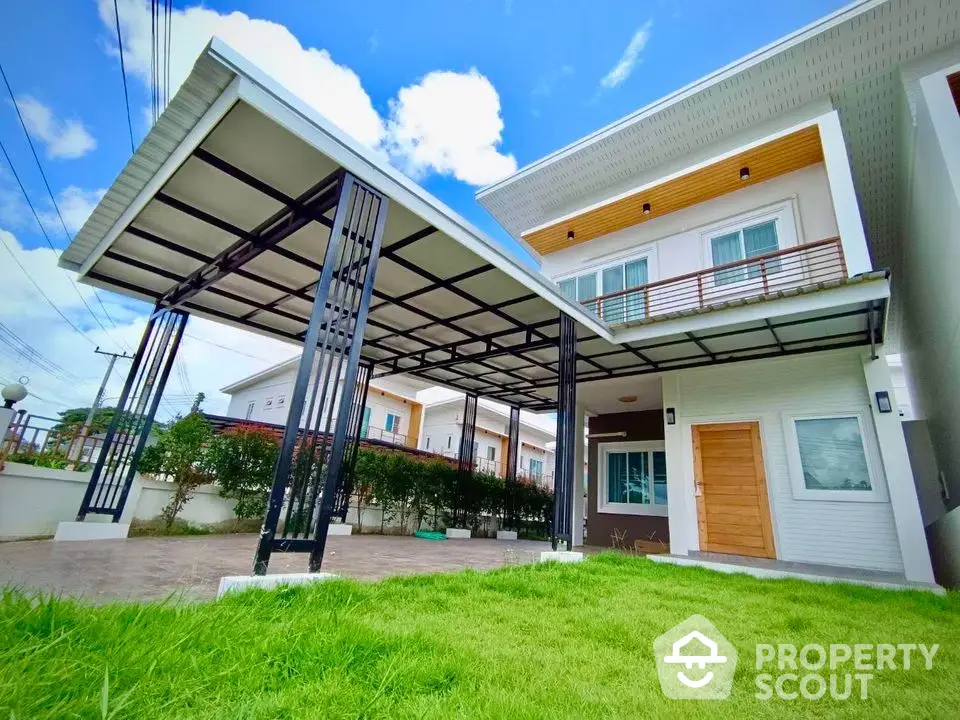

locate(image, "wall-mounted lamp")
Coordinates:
739 166 750 181
875 391 893 414
642 202 651 215
566 230 575 241
665 407 676 425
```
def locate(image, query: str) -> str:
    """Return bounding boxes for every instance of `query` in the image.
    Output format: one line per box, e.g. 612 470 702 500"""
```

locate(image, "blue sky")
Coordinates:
0 0 851 419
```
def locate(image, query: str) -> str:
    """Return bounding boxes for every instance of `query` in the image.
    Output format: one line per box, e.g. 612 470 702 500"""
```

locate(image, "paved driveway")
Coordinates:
0 534 551 603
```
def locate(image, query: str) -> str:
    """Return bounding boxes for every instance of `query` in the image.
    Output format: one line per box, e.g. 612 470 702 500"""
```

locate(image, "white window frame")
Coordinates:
781 410 888 503
245 401 255 420
598 440 668 517
699 199 801 276
554 245 658 318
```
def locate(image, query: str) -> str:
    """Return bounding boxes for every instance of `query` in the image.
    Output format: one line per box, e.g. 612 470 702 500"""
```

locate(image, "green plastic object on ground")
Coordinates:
414 530 447 541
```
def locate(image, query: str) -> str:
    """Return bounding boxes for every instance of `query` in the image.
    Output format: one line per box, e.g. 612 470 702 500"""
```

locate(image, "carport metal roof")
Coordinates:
61 41 890 412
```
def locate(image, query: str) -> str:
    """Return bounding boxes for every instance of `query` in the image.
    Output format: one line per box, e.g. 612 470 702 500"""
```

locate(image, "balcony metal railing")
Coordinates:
581 237 847 325
362 425 410 447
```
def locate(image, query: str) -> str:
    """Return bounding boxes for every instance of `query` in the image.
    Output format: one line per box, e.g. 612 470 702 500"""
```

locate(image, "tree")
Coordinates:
52 407 117 435
141 413 214 528
207 424 279 519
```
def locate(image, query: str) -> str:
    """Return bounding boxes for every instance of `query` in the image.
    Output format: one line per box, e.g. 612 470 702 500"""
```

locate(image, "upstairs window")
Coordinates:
558 256 649 322
384 412 400 433
486 446 496 461
711 220 780 285
245 401 255 420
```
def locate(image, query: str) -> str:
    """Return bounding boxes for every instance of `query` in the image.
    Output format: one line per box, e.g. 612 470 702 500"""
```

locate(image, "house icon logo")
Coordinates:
654 615 738 700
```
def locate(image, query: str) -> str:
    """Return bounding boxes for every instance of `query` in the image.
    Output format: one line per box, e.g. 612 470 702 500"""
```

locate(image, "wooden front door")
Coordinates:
692 422 776 559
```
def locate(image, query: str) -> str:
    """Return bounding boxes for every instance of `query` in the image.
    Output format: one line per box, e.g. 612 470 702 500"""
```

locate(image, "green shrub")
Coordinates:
207 424 279 519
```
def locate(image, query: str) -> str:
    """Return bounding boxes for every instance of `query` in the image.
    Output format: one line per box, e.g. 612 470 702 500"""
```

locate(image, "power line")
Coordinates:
112 0 136 154
0 62 132 354
0 231 96 347
183 333 278 362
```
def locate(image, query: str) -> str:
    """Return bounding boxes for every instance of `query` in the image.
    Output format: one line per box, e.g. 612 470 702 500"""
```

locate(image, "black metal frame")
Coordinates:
77 306 188 521
551 313 577 550
451 393 479 528
253 173 389 574
334 360 373 522
84 140 887 414
503 405 521 531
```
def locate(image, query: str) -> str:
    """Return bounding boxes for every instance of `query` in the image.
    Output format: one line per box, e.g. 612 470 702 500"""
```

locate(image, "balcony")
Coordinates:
581 237 846 326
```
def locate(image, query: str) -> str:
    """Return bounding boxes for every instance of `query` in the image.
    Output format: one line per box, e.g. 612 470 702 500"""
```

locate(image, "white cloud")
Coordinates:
38 186 106 235
99 1 514 186
0 228 294 421
100 0 385 149
14 96 96 159
600 19 653 89
386 69 517 186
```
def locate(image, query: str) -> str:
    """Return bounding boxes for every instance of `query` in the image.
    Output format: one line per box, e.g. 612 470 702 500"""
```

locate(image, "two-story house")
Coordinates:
221 364 558 485
475 0 949 585
221 359 429 449
420 396 556 485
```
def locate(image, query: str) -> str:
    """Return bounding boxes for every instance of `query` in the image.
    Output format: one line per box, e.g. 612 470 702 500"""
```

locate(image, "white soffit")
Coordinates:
477 0 960 275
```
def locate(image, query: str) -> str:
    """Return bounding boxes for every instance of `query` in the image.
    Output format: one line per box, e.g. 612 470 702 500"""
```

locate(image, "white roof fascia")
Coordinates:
219 356 299 394
612 275 890 346
423 396 555 437
476 0 883 199
210 40 615 342
519 106 834 237
73 76 242 276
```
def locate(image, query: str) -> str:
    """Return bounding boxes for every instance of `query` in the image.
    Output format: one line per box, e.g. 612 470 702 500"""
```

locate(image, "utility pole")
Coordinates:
68 347 134 464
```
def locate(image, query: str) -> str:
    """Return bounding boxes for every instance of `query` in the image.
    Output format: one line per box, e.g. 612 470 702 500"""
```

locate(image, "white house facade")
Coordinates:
476 0 952 584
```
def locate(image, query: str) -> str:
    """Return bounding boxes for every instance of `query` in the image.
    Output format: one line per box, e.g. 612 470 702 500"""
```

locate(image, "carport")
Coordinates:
60 40 889 575
59 40 619 573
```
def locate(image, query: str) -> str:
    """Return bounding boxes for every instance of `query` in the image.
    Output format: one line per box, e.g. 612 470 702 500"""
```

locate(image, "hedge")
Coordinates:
351 447 554 538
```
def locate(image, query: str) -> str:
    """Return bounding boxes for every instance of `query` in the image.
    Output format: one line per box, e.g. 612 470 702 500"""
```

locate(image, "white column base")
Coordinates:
446 527 471 539
54 521 129 541
217 572 338 599
496 530 518 540
326 523 353 536
539 550 584 563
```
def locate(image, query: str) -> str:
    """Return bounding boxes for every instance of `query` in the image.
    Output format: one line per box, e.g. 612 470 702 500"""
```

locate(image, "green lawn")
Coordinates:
1 554 958 718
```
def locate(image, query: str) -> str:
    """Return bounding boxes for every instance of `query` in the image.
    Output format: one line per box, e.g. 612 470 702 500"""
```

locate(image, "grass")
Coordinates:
1 553 958 718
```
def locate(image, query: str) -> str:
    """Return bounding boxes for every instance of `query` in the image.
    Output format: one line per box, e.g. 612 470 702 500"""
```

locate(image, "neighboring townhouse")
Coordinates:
222 365 558 485
420 396 556 485
476 0 953 583
221 359 429 449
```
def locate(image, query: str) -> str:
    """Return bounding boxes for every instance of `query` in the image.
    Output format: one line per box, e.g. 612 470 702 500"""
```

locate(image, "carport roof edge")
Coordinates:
58 38 614 343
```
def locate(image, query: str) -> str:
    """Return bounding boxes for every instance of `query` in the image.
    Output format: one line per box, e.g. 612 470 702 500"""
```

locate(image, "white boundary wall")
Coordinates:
0 462 236 540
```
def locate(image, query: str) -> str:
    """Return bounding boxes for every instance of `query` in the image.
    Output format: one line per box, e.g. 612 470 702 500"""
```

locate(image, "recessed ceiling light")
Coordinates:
618 395 638 403
567 230 575 240
642 202 651 215
740 166 750 181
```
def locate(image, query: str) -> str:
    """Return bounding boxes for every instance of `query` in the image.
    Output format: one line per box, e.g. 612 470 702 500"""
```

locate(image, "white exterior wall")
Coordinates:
0 462 237 540
899 56 960 512
542 164 838 283
671 348 906 574
420 402 555 482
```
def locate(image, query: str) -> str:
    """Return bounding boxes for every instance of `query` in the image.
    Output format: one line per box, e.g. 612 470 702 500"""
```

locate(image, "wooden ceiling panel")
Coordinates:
523 126 824 255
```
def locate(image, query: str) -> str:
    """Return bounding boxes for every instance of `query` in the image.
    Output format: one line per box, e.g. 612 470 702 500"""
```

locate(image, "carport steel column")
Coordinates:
552 312 577 549
253 172 390 575
76 305 188 522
